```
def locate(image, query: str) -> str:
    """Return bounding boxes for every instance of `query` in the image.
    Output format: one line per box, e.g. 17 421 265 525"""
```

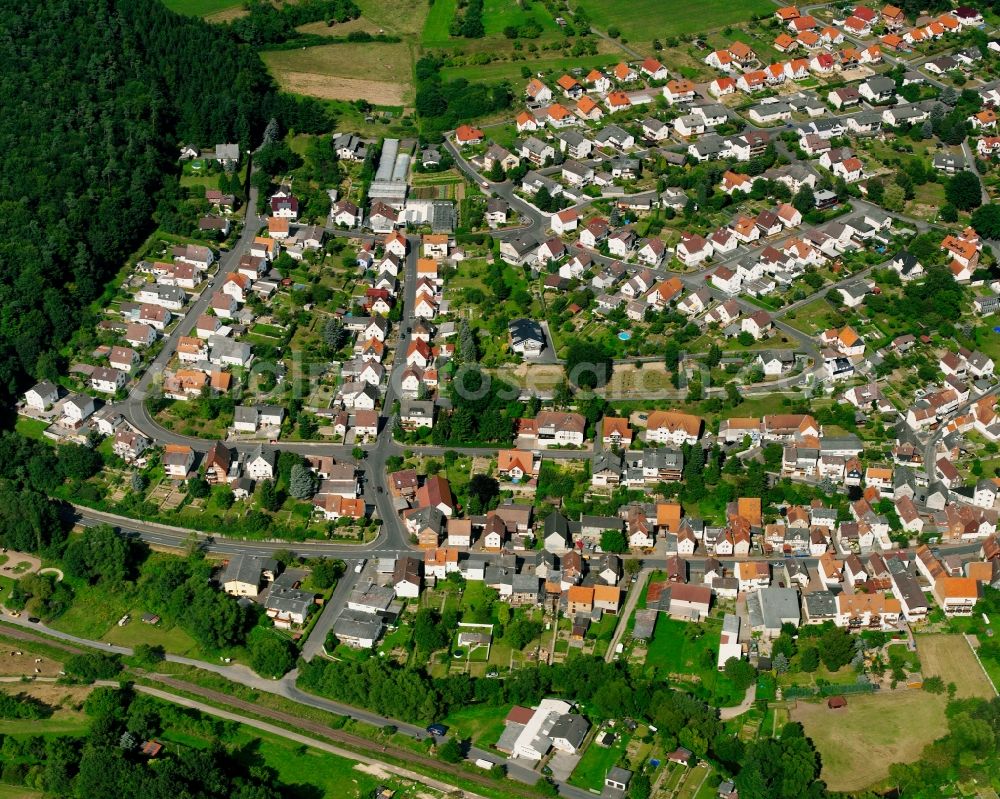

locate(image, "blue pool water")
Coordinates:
618 331 632 341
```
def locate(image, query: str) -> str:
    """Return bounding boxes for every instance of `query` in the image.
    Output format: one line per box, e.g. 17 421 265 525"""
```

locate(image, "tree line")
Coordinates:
229 0 361 46
298 653 830 799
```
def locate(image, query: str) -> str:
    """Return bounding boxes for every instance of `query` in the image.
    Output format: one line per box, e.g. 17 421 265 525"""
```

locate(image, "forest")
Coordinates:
0 0 329 409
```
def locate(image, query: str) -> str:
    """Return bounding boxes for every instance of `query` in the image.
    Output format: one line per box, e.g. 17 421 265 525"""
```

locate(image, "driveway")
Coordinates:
547 750 580 783
719 684 757 720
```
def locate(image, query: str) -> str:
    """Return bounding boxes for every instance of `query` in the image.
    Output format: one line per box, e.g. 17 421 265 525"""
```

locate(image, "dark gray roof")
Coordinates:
509 318 546 347
549 714 589 747
803 590 836 617
334 609 384 642
219 554 276 587
265 583 314 616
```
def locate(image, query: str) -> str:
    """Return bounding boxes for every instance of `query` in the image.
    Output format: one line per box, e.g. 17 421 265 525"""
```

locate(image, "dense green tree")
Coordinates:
971 203 1000 238
248 627 297 677
564 341 613 389
63 524 138 585
818 626 855 671
723 657 756 690
64 653 123 681
322 318 345 351
308 558 342 589
289 463 316 500
504 618 543 649
256 479 280 511
413 608 450 653
792 186 815 214
600 529 628 553
946 170 983 211
437 737 463 762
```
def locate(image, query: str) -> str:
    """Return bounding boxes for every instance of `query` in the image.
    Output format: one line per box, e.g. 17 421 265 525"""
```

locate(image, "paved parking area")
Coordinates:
548 750 580 783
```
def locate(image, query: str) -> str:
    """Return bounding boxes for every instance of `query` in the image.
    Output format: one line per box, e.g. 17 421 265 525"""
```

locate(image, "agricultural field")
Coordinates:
424 0 561 48
356 0 431 36
791 691 948 792
574 0 776 40
262 42 414 105
915 634 997 699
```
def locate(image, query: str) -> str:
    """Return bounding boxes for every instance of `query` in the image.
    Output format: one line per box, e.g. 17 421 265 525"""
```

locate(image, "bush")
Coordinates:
64 653 123 681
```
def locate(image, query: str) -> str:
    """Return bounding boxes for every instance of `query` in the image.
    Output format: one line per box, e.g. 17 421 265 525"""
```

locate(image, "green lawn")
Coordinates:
569 734 629 791
47 578 135 639
0 709 90 737
643 617 744 706
424 0 560 48
14 417 50 441
422 0 458 47
0 785 44 799
574 0 775 39
179 172 221 191
442 703 511 748
481 0 560 37
242 731 404 798
101 614 202 657
160 0 241 16
785 297 844 335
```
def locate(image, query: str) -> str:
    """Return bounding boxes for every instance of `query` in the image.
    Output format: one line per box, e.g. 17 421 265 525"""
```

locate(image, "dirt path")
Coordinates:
0 550 41 578
719 684 757 720
605 569 650 663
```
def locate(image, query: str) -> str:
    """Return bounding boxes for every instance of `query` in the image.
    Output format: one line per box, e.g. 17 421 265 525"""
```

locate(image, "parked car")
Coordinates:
426 723 448 737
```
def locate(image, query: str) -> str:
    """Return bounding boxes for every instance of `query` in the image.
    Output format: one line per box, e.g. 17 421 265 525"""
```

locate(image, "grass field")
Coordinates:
481 0 560 37
916 634 996 698
262 42 414 105
159 711 422 799
422 0 459 47
240 731 407 798
0 785 43 799
101 613 202 657
785 297 844 336
424 0 562 48
569 734 629 791
14 417 49 441
791 691 947 792
160 0 241 16
441 703 511 748
356 0 430 36
574 0 775 39
0 684 93 737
